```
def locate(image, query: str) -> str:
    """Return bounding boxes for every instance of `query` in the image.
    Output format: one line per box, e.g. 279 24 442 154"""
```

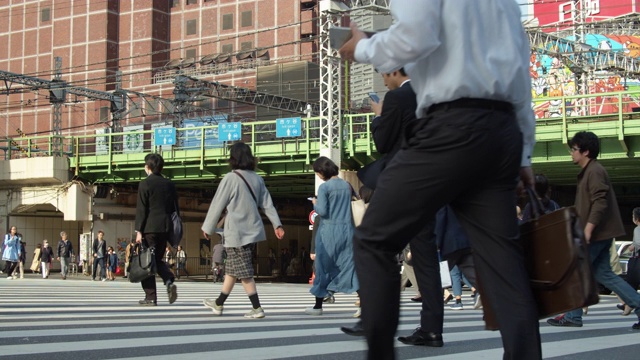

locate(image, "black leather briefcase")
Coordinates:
127 244 157 283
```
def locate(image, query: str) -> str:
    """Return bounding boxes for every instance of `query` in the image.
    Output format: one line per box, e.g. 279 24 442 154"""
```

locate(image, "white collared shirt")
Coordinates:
355 0 535 166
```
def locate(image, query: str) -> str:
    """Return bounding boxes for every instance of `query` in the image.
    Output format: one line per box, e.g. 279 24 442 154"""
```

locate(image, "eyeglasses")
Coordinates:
569 146 580 153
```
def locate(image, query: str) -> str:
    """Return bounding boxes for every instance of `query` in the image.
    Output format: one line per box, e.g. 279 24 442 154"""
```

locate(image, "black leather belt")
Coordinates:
427 98 513 115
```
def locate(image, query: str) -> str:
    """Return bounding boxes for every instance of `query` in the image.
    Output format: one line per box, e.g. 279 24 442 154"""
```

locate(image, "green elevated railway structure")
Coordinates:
3 90 640 197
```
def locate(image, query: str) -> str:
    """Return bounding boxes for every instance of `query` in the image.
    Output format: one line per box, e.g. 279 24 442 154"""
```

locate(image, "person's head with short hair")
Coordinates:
569 131 599 167
177 245 182 251
381 67 409 90
633 207 640 224
107 246 114 252
43 239 49 247
229 142 256 170
313 156 339 181
144 153 164 175
60 231 67 239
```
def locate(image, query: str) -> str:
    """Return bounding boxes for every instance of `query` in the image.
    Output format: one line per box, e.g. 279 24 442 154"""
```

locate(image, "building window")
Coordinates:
187 0 198 4
186 19 197 35
222 13 233 30
241 11 252 27
41 8 50 22
241 42 252 51
185 49 196 59
222 44 233 54
171 0 179 7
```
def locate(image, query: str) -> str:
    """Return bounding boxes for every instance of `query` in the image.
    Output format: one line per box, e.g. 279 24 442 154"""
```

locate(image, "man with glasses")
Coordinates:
547 131 640 329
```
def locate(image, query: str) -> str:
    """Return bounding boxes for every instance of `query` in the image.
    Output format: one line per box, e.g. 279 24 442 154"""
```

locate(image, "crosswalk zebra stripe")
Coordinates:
0 278 637 359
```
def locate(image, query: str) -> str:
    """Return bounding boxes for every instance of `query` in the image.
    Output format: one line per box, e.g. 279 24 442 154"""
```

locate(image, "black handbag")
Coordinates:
482 188 599 330
127 244 157 283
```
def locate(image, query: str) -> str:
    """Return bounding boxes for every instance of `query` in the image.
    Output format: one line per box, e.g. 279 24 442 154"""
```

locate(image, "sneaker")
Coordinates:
203 298 223 315
12 275 17 280
6 276 12 280
323 294 335 304
101 278 106 282
167 280 178 304
138 299 157 306
473 294 482 310
244 307 265 319
305 307 323 316
450 302 463 310
353 308 361 318
546 316 582 327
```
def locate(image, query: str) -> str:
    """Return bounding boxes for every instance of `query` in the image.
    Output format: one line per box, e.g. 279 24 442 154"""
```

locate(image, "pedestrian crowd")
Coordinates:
3 2 640 360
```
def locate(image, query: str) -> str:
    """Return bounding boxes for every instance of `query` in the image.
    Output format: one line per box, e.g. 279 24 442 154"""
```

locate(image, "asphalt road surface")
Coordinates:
0 275 637 359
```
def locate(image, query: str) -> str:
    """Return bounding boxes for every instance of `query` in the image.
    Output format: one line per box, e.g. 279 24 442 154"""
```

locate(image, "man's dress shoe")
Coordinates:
397 328 443 347
340 320 364 336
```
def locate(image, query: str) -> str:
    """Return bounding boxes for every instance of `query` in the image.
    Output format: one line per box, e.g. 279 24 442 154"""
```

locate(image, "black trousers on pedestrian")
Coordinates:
407 220 443 334
353 104 541 360
626 257 640 290
3 261 17 276
141 233 175 302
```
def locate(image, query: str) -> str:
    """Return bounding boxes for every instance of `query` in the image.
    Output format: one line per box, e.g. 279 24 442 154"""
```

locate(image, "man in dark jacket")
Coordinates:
92 230 107 281
547 131 640 329
57 231 74 280
134 153 178 306
343 69 444 347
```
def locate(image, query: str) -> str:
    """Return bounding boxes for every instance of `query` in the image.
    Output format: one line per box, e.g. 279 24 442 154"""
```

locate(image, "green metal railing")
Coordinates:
2 90 640 184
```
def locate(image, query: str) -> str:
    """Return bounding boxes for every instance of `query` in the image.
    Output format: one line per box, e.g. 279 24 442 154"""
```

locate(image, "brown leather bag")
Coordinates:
482 189 599 330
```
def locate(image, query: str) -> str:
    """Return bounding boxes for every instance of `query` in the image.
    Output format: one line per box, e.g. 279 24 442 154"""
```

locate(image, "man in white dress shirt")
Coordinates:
339 1 541 359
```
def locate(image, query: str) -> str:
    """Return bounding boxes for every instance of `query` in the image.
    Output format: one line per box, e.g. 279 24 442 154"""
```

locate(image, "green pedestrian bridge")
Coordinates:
3 90 640 197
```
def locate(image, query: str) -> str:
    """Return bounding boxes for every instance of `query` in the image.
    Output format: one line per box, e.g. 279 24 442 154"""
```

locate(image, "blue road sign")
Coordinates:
218 122 242 141
276 117 302 138
154 127 176 146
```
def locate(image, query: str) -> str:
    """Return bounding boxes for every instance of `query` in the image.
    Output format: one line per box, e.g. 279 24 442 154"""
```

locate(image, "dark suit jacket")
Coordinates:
135 173 179 234
357 81 417 189
434 206 471 260
92 239 107 258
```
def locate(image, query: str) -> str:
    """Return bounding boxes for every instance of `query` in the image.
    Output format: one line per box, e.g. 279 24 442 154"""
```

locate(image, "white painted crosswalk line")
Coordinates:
0 278 637 359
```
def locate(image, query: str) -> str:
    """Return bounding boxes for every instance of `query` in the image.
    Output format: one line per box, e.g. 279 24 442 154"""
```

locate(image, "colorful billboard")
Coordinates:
533 0 638 28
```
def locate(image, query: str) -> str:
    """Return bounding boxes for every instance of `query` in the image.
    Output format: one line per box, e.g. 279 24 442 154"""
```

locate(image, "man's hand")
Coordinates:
338 22 368 61
517 166 535 195
135 231 143 244
275 227 285 240
584 223 595 244
202 231 210 240
370 99 383 116
310 253 316 261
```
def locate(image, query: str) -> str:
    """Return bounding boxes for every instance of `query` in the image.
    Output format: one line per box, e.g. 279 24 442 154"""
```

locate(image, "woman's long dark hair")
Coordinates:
229 142 256 170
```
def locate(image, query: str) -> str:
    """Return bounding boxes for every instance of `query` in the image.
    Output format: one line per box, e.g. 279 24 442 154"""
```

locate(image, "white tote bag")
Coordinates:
351 199 368 227
439 260 452 288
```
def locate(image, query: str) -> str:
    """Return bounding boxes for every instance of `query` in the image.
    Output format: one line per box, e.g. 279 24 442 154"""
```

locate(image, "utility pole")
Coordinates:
49 57 66 156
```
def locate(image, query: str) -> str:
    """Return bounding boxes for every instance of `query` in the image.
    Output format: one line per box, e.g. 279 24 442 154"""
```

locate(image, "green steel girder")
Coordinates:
6 90 637 195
